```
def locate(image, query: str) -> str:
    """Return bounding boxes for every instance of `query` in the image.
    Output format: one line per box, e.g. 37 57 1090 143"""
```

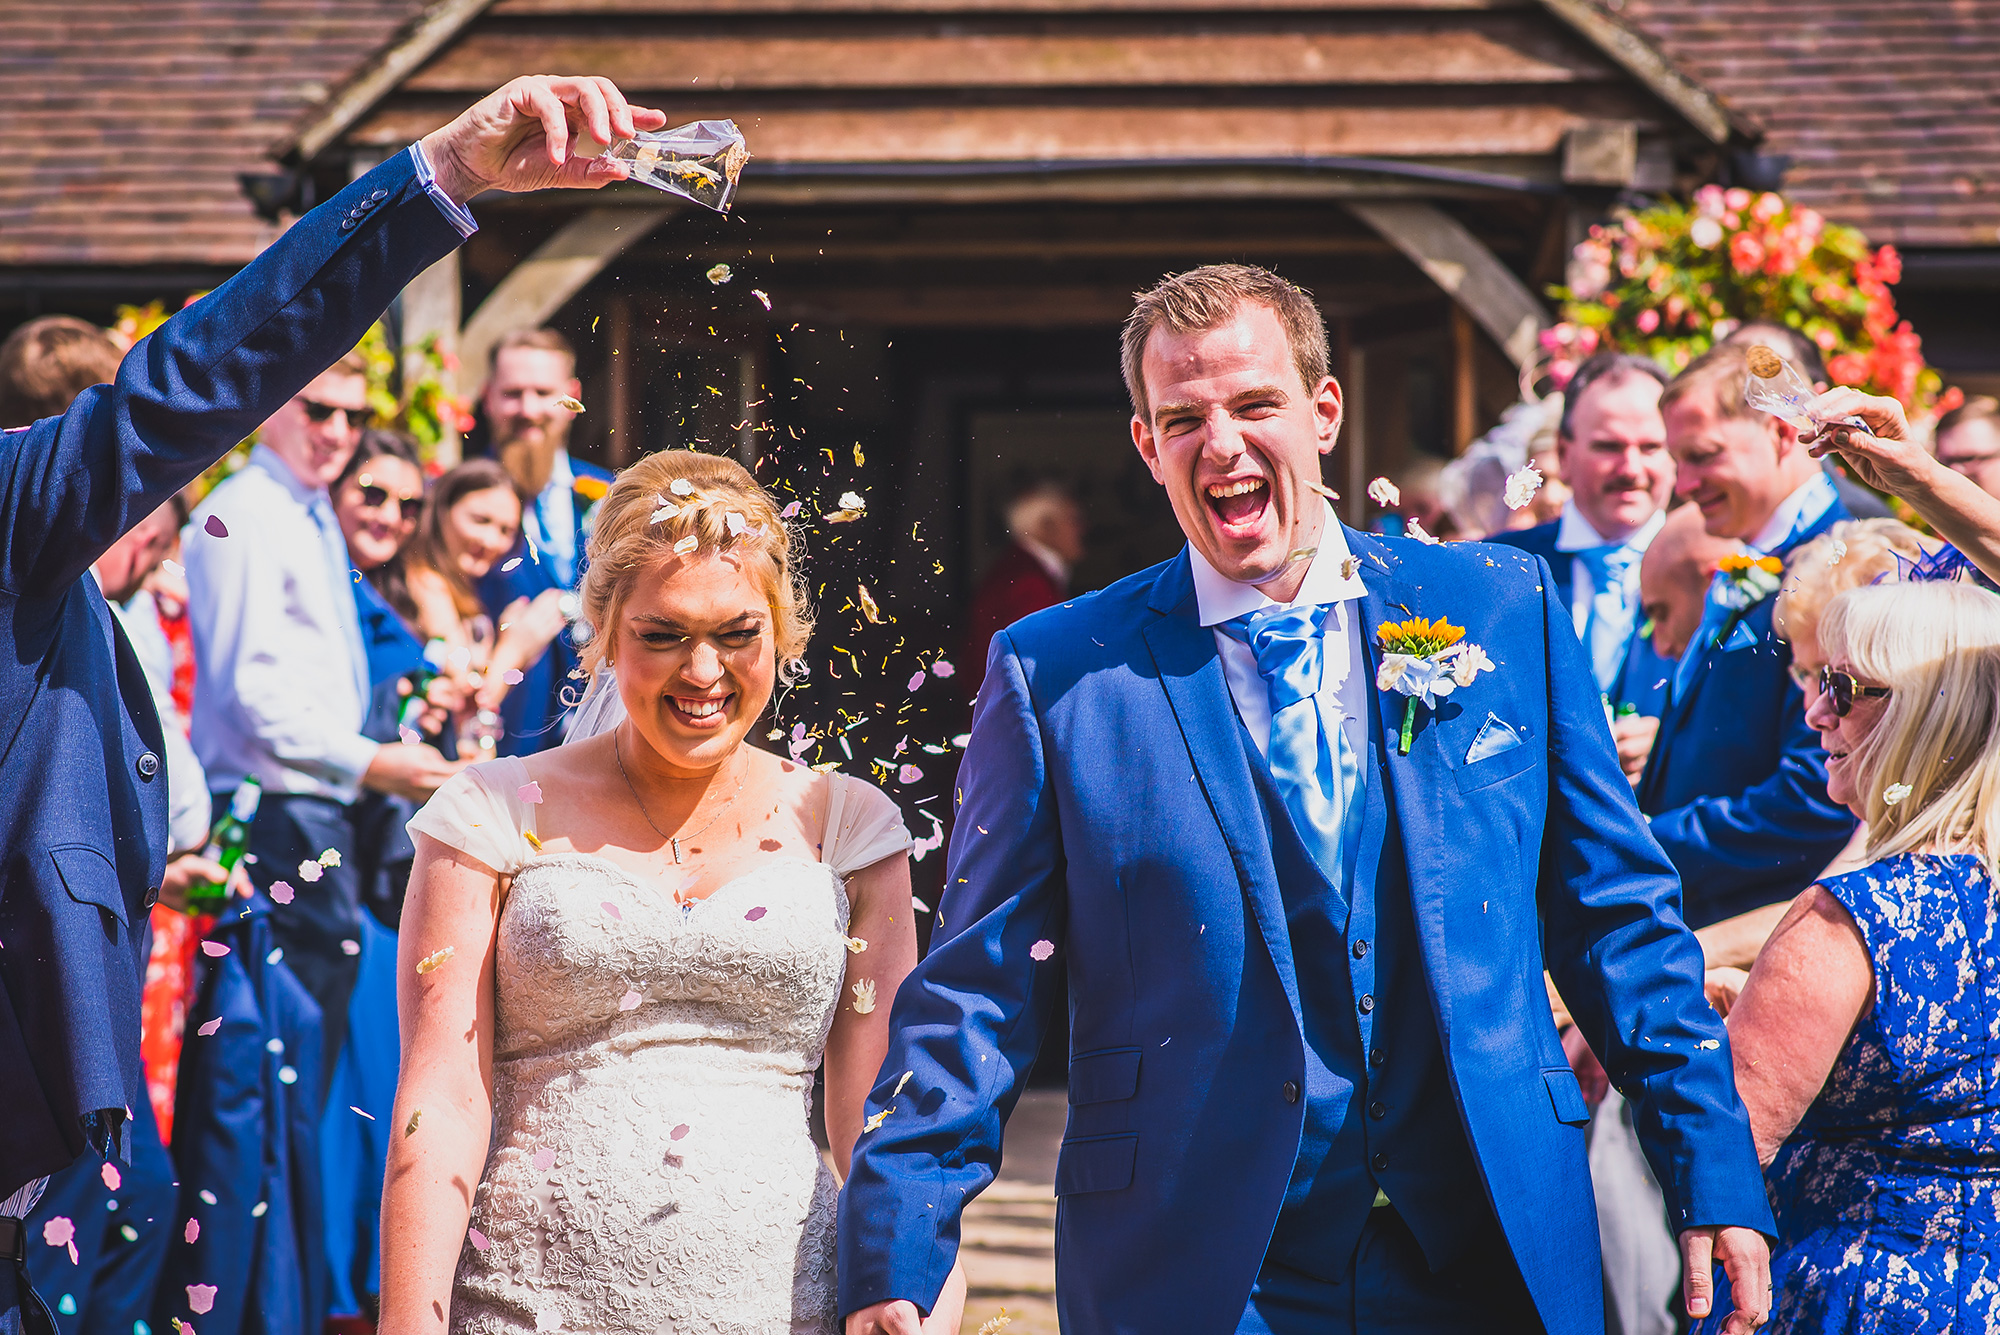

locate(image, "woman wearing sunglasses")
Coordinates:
1694 579 2000 1334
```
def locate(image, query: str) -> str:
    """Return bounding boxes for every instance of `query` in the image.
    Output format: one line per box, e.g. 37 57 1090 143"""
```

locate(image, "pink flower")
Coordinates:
1751 191 1786 223
1724 187 1752 212
1694 184 1727 218
1729 233 1765 274
1635 308 1661 334
1688 216 1724 250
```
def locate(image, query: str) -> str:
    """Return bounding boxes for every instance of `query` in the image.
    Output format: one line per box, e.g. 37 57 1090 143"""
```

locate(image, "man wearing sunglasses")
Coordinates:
0 75 668 1335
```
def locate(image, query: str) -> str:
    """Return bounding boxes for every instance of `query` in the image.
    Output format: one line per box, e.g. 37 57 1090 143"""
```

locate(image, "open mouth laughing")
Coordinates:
1204 475 1270 538
671 694 733 727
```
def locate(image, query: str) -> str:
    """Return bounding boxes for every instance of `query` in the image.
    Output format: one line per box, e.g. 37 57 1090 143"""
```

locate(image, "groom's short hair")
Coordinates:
1121 265 1329 421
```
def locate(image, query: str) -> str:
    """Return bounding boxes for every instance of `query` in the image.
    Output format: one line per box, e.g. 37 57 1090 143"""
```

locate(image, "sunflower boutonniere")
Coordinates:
573 474 611 504
1375 616 1496 755
1707 552 1785 652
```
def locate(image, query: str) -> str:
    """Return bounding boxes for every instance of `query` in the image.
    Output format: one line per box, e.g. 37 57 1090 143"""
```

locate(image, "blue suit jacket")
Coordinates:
0 150 461 1197
1488 520 1673 716
1637 503 1858 928
475 459 612 755
838 530 1772 1335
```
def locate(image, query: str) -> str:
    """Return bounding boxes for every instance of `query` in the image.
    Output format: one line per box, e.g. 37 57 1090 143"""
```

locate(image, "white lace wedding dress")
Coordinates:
407 756 911 1335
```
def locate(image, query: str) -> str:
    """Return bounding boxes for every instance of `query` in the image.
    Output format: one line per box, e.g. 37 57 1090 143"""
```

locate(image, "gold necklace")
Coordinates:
613 732 745 865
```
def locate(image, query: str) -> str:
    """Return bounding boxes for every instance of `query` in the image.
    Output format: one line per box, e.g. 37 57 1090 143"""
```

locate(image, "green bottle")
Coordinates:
186 777 262 916
397 639 450 735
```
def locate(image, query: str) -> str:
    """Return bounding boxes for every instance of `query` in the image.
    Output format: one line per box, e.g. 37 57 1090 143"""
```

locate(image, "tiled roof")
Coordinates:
1614 0 2000 248
0 0 427 267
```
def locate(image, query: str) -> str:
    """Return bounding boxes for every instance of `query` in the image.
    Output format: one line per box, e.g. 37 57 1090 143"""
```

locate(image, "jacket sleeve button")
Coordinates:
1282 1081 1300 1104
136 751 160 778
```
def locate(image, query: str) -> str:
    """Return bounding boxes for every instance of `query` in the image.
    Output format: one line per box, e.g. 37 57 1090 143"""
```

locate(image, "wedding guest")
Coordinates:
1705 580 2000 1332
0 74 665 1335
475 329 612 753
1639 506 1739 664
963 476 1085 701
1640 343 1856 930
1932 395 2000 500
334 429 428 688
0 316 121 425
1720 323 1891 521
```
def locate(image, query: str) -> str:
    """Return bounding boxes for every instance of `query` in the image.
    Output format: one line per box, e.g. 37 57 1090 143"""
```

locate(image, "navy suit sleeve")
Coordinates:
1532 562 1775 1238
836 630 1067 1317
1647 672 1855 923
0 149 462 605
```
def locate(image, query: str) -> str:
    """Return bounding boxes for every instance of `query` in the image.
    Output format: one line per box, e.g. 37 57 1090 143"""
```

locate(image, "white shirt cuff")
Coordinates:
408 142 479 239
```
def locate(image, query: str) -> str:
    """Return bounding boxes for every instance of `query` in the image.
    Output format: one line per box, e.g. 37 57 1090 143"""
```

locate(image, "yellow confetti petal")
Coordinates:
976 1312 1013 1335
416 945 456 975
524 830 544 852
851 978 877 1014
404 1108 422 1137
825 509 865 524
853 442 865 466
863 1107 892 1132
845 936 869 954
556 395 585 413
857 584 882 624
892 1070 913 1097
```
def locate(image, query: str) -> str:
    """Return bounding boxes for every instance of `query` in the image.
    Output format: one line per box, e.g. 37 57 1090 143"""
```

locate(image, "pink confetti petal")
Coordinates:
897 764 923 785
183 1218 200 1244
42 1217 74 1248
600 902 623 920
780 501 801 519
186 1285 217 1315
1030 939 1055 961
906 670 926 692
467 1227 491 1252
268 881 294 905
670 1124 690 1141
501 557 522 573
296 860 322 884
197 1017 221 1036
101 1162 121 1191
203 515 227 538
502 669 525 685
532 1147 555 1173
744 906 768 922
931 659 956 679
617 990 642 1011
517 782 544 804
200 941 229 957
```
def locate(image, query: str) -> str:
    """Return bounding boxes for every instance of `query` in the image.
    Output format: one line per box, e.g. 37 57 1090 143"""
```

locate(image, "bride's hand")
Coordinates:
844 1263 966 1335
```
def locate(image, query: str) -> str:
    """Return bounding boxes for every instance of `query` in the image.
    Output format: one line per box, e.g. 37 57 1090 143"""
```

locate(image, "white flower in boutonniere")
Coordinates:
1376 617 1495 755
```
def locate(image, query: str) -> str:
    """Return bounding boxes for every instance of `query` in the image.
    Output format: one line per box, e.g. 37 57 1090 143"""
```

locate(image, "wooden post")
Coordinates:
1345 346 1368 529
1451 304 1477 454
607 295 633 469
1346 200 1549 370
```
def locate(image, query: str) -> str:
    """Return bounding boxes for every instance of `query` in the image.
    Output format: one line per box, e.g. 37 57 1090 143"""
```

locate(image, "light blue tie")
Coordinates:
1222 605 1363 887
311 491 372 713
1574 544 1639 696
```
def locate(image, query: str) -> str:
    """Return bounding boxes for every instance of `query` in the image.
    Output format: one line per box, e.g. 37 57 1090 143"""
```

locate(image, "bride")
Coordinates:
376 450 966 1335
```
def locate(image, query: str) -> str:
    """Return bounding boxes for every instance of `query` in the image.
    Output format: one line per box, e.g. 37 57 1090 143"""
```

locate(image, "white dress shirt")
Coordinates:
187 445 377 803
96 580 211 852
1188 503 1371 764
1553 501 1666 640
1748 472 1840 555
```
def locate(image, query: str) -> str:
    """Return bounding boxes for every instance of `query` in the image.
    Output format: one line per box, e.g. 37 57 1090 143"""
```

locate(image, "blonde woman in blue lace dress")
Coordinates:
375 451 965 1335
1703 580 2000 1333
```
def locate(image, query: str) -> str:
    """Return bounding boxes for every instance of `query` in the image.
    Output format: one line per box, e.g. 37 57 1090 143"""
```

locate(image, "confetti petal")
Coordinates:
350 1106 375 1121
907 670 926 692
518 782 544 804
1367 477 1400 508
601 901 623 920
200 941 229 957
670 478 695 496
340 938 360 956
706 263 733 285
845 936 868 954
670 1123 690 1141
858 584 882 623
268 881 294 905
318 849 341 868
725 510 747 537
203 515 228 538
533 1147 556 1173
1339 555 1362 580
502 668 525 685
898 764 923 784
1883 783 1913 806
183 1218 200 1244
416 945 456 975
501 557 523 573
101 1162 121 1191
744 906 768 922
672 534 699 556
751 289 772 311
556 396 585 413
186 1286 217 1315
892 1070 913 1097
467 1228 491 1252
931 659 955 679
199 1190 217 1206
851 979 877 1014
43 1217 75 1248
618 990 642 1011
1503 462 1544 511
780 501 801 519
862 1108 891 1132
404 1109 422 1137
1030 939 1055 961
296 860 322 883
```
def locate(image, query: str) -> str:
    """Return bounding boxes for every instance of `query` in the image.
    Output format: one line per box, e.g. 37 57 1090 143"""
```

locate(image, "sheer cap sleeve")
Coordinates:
407 756 539 876
822 773 912 878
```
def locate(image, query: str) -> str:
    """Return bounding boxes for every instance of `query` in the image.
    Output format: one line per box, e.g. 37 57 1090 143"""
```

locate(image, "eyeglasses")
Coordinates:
356 483 423 522
1819 664 1892 717
299 398 356 424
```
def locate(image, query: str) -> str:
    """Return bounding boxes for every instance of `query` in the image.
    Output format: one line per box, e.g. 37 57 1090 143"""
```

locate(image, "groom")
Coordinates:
839 266 1773 1334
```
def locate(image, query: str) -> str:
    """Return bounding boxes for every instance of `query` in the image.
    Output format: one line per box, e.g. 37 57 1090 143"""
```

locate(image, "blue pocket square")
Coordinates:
1465 713 1524 765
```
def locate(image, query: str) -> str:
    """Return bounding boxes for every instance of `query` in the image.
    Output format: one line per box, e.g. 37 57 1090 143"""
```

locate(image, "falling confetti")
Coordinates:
892 1070 914 1097
1339 555 1362 580
725 510 747 537
502 557 523 573
1699 1039 1722 1049
751 289 772 310
836 490 865 510
1029 940 1055 961
858 584 883 623
556 395 585 413
845 936 868 954
524 830 544 852
278 1065 298 1085
199 1191 217 1205
297 860 323 883
416 946 456 975
350 1107 375 1121
745 906 768 922
618 989 642 1011
670 1124 690 1141
1502 463 1544 511
186 1286 217 1316
404 1109 422 1137
898 764 923 784
518 782 544 805
931 659 955 679
1367 477 1400 508
1406 519 1441 546
340 938 360 955
863 1108 892 1132
467 1228 491 1252
906 670 926 692
101 1163 121 1191
269 881 294 905
197 1018 221 1037
706 263 733 285
502 668 525 685
200 941 229 957
183 1219 199 1244
203 515 228 538
851 979 877 1014
672 534 699 556
1305 479 1340 501
1883 783 1914 806
976 1312 1014 1335
319 849 341 868
1828 538 1848 566
43 1216 77 1264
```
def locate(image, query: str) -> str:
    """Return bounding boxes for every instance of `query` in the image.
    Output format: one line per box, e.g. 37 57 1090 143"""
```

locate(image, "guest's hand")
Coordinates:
157 852 247 913
1679 1225 1771 1333
418 76 669 206
1705 966 1750 1018
1800 389 1930 496
363 739 465 802
1612 714 1658 786
483 591 570 711
1545 970 1573 1031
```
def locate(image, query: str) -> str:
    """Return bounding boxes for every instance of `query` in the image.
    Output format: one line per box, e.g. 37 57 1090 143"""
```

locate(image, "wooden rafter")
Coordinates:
1345 199 1549 368
284 0 496 163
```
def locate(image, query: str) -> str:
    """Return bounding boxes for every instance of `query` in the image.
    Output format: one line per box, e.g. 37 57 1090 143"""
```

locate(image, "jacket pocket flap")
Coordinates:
1054 1133 1137 1196
1543 1067 1591 1126
1067 1047 1141 1105
50 845 128 928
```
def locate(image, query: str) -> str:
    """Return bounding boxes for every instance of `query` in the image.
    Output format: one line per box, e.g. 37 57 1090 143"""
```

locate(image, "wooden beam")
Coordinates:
409 27 1618 93
1450 303 1477 452
1532 0 1737 144
496 0 1524 11
285 0 495 162
1345 199 1549 368
399 249 464 464
459 205 678 390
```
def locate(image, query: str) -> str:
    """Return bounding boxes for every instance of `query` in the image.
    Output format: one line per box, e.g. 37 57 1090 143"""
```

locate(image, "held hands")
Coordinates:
1680 1225 1772 1333
418 76 669 206
844 1265 967 1335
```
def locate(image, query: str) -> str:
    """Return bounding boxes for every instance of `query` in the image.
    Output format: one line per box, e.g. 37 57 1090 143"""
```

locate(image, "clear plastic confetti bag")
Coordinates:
1742 345 1868 434
585 119 748 212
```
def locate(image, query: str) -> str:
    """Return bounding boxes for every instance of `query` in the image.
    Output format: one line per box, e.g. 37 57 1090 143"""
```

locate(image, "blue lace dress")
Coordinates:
1718 853 2000 1333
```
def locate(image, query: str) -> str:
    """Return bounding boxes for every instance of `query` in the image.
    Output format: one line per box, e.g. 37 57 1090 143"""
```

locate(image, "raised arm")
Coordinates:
377 836 504 1335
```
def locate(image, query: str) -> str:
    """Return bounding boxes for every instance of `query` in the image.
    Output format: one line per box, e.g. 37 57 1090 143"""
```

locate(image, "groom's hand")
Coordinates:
418 75 668 205
845 1302 923 1335
1680 1225 1771 1333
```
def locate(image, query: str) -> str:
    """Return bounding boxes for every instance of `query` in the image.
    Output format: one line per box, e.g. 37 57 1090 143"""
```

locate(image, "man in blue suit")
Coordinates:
1640 343 1858 930
475 327 612 754
839 267 1773 1335
0 74 665 1335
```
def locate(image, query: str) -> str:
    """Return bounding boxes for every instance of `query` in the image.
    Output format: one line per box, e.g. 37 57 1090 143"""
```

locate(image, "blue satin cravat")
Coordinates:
1222 605 1362 886
1574 543 1639 696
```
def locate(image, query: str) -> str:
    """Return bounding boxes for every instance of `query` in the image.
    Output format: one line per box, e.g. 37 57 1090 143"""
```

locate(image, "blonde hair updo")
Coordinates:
578 450 813 685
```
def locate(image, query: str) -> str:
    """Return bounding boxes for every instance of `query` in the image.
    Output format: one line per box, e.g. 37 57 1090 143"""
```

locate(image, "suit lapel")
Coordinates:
1141 554 1303 1029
